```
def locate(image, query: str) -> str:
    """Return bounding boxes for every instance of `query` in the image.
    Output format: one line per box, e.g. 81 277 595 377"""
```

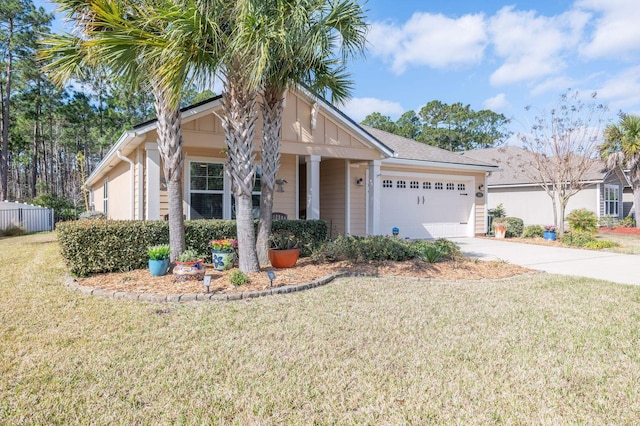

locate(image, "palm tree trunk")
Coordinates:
634 185 640 229
153 87 186 261
256 87 284 265
220 67 260 273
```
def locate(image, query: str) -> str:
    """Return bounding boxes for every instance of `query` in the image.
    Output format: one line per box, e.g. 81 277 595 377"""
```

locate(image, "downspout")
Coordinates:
117 149 135 220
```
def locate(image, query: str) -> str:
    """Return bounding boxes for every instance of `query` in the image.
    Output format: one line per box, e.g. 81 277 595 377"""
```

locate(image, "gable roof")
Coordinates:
460 145 616 186
362 125 498 171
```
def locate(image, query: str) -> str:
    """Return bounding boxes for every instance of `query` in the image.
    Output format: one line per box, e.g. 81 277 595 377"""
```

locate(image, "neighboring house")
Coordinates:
461 146 629 227
85 88 498 239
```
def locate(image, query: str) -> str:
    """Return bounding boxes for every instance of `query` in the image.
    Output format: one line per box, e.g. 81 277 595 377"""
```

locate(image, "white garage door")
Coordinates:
380 174 475 239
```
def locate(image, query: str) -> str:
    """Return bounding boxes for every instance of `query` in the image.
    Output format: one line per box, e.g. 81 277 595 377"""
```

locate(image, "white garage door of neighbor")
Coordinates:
380 175 474 239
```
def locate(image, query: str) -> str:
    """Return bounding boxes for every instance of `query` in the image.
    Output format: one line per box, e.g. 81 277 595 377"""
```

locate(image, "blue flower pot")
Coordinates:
148 258 169 276
543 231 556 241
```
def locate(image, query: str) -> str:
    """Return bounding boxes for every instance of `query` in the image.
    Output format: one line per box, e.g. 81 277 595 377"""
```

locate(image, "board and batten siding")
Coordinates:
349 163 367 236
320 159 346 237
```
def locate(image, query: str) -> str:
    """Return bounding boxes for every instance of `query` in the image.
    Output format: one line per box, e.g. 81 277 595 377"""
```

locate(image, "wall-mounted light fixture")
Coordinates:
356 178 364 186
478 184 484 191
275 179 287 192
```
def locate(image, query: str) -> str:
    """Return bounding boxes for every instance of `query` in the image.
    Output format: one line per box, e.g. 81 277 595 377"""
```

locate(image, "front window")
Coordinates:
231 166 262 219
189 162 224 219
604 184 619 216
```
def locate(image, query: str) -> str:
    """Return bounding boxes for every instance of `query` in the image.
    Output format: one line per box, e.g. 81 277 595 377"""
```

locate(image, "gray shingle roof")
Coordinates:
361 125 497 169
460 145 609 186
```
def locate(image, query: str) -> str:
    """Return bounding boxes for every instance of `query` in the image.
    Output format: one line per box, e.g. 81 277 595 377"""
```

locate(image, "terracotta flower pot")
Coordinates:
494 224 506 239
268 248 300 268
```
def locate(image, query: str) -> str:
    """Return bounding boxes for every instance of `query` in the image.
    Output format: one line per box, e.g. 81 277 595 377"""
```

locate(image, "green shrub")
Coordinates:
598 215 616 229
567 209 598 233
522 225 544 238
584 240 620 250
57 219 328 276
504 217 524 238
619 215 636 228
312 235 415 263
312 236 459 264
561 231 596 247
229 270 249 287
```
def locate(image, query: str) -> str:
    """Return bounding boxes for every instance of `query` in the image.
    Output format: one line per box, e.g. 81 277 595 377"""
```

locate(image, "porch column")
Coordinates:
136 149 144 220
367 160 381 235
306 155 321 220
145 142 160 220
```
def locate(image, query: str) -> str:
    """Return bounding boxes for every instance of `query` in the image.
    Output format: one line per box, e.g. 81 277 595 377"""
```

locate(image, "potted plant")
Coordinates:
543 225 557 241
493 218 507 239
209 238 237 271
147 244 170 276
173 249 205 281
268 230 301 268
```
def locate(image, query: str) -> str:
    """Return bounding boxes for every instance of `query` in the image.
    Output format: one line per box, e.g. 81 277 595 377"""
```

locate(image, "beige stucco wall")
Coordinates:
488 185 599 226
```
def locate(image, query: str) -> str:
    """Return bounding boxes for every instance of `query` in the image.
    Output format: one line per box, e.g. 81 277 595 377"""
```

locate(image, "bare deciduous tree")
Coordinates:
520 90 608 235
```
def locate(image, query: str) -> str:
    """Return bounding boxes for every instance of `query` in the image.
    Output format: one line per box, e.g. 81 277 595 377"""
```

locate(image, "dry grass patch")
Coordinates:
1 233 640 424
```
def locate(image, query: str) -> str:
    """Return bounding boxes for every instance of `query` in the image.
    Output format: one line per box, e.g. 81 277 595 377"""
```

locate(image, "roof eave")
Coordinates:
383 157 499 172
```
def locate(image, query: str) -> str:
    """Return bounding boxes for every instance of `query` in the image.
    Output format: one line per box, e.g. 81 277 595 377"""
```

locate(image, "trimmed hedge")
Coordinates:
57 219 327 277
522 225 544 239
504 217 524 238
311 235 460 264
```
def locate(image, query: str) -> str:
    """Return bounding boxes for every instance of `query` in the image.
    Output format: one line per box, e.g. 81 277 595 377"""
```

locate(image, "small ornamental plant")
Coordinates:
177 249 201 263
147 245 170 260
269 230 301 250
209 238 237 252
229 270 249 287
544 225 556 232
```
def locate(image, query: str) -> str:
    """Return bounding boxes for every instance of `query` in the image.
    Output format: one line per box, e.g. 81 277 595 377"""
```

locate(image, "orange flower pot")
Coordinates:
268 248 300 268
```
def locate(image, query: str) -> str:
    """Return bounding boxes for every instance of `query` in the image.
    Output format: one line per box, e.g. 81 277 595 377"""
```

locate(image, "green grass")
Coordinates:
2 233 640 424
596 233 640 254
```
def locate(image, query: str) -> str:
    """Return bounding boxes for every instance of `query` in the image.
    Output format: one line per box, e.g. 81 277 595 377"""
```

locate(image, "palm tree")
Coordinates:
41 0 222 260
249 0 368 264
601 114 640 228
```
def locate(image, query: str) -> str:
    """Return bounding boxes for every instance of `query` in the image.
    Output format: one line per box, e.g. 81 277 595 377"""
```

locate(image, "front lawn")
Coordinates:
595 231 640 255
1 233 640 424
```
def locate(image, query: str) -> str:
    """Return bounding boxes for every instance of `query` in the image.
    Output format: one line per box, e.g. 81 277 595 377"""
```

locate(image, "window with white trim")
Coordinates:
435 182 443 190
457 183 466 191
446 183 455 190
189 162 225 219
423 182 431 190
397 180 406 189
604 184 619 216
410 181 419 189
383 179 393 188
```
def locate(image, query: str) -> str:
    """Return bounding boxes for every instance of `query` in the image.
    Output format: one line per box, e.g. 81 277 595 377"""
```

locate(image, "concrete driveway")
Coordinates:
456 238 640 286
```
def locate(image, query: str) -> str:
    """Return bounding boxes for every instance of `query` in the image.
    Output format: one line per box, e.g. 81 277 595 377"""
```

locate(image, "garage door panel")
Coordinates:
380 175 474 239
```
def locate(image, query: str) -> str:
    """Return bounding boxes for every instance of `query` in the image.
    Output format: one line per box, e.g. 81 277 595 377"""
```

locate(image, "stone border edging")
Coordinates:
65 271 371 303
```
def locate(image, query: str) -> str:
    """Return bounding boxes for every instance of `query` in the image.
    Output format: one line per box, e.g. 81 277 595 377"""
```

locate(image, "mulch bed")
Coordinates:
75 257 531 296
598 227 640 236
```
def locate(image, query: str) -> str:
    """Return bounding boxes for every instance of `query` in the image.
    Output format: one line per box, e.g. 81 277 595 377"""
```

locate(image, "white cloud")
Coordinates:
530 76 576 96
577 0 640 59
342 97 405 122
368 12 487 74
488 6 589 86
595 66 640 111
483 93 509 110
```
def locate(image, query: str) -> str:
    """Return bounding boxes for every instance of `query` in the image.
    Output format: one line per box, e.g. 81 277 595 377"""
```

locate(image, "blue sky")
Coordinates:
38 0 640 133
342 0 640 134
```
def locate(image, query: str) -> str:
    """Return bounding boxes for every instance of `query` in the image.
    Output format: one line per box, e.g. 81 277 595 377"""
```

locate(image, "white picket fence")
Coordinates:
0 201 55 233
